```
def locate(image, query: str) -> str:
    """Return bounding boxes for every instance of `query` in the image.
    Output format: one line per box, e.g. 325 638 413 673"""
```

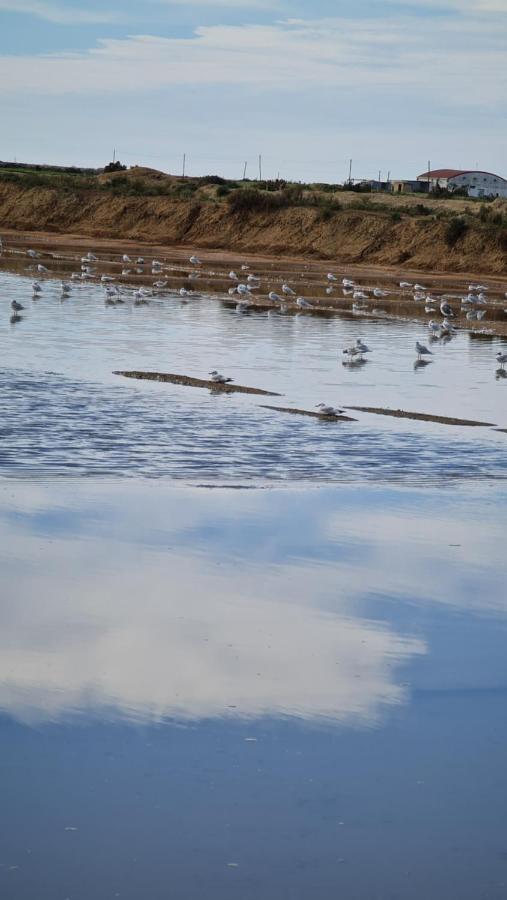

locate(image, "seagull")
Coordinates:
209 370 233 383
101 275 114 282
373 288 389 298
342 278 354 287
353 290 368 301
237 283 251 296
11 299 24 311
315 403 344 416
428 320 441 335
190 255 202 265
153 280 168 289
228 271 239 280
282 284 296 296
416 341 432 360
122 254 131 263
400 281 412 289
37 264 49 274
61 281 71 294
179 287 189 297
296 297 312 309
496 352 507 369
343 345 360 359
440 300 454 317
27 249 38 258
136 257 144 265
32 281 42 293
327 273 338 282
442 317 457 332
326 286 334 295
241 264 249 271
269 291 282 303
414 283 426 291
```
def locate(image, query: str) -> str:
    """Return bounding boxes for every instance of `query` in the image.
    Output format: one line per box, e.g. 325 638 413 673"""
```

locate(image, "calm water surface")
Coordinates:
0 259 506 899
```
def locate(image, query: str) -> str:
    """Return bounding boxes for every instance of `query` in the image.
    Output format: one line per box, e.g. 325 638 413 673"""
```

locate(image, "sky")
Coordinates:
0 0 506 183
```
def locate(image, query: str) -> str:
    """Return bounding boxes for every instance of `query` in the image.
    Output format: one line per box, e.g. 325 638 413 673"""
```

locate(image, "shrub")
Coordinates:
103 160 127 173
498 229 507 252
391 210 402 222
445 216 468 246
414 203 431 216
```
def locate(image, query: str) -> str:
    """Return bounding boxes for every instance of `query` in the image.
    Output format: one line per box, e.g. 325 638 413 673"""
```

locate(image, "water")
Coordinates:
0 268 506 483
0 253 506 899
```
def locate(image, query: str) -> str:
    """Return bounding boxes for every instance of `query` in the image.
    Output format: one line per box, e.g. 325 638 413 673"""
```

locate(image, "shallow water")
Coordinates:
1 250 506 899
0 267 506 484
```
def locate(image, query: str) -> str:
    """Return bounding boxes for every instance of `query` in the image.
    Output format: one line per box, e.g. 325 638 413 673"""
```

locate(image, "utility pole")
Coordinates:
243 161 247 180
427 159 431 193
182 153 186 178
258 154 262 181
378 169 381 192
113 148 116 164
348 158 353 185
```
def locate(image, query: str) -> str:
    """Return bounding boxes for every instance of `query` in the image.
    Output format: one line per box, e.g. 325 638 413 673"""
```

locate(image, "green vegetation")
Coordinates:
445 216 468 246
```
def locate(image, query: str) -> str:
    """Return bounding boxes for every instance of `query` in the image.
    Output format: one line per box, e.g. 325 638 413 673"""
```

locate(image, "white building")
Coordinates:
417 168 507 198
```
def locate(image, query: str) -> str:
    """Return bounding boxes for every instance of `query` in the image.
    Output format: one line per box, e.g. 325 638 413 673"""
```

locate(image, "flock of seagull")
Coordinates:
3 242 507 412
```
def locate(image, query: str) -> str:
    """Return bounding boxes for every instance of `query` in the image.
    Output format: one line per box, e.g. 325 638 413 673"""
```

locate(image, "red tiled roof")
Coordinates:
418 168 507 182
417 169 465 180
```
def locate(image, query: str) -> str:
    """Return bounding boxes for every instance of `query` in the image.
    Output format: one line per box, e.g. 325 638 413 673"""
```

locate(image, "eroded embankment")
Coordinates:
1 181 506 274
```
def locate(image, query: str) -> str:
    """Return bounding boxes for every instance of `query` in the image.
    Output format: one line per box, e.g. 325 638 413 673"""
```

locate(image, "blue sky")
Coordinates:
0 0 506 182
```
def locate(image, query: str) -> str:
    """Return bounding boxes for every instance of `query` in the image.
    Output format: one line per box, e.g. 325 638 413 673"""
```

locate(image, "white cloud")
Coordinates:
0 0 118 24
0 14 505 108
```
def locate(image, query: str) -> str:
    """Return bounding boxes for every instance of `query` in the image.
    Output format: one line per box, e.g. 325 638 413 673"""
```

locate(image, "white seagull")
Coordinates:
209 370 233 383
315 403 344 416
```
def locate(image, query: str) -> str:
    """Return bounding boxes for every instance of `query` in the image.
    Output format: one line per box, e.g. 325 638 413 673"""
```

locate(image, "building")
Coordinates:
417 169 507 198
391 179 429 194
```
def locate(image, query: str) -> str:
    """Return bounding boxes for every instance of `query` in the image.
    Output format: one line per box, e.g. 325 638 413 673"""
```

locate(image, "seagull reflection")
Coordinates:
413 358 433 371
495 368 507 380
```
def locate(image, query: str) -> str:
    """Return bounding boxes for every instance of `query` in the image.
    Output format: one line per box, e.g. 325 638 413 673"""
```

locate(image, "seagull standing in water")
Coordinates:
11 299 24 311
497 352 507 370
416 341 432 360
440 300 455 317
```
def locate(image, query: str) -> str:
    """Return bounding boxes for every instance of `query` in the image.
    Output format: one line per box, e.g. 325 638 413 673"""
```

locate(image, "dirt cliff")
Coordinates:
0 180 506 275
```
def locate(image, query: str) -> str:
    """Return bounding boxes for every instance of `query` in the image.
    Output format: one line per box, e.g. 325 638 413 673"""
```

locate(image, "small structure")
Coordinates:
391 179 429 195
417 168 507 198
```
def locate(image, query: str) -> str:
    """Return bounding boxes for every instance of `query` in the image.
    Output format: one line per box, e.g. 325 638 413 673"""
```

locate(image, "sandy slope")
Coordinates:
0 180 506 275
